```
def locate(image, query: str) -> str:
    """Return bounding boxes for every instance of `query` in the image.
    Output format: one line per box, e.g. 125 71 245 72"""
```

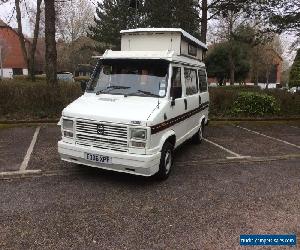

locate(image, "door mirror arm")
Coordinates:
171 97 176 106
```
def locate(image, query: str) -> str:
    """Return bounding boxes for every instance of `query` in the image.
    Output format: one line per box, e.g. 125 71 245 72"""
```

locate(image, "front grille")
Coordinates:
75 120 128 152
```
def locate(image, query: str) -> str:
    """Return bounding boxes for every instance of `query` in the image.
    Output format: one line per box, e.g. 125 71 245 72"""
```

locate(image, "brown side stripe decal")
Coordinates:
151 102 209 134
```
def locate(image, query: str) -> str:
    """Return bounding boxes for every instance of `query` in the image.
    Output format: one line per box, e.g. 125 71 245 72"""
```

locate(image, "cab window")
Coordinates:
198 69 208 92
184 68 198 95
170 67 182 99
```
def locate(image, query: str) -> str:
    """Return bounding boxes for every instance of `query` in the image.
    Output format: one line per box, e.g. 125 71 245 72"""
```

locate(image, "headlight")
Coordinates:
63 119 74 131
130 128 147 140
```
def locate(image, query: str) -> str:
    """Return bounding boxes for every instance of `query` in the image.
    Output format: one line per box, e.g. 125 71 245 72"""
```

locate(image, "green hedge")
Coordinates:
0 79 81 120
209 86 300 118
0 81 299 120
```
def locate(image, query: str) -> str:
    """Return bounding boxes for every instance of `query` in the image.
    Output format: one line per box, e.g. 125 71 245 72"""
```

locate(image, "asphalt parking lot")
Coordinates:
0 121 300 249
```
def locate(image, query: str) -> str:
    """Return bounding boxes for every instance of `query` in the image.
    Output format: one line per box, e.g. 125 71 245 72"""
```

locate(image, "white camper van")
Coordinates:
58 28 209 180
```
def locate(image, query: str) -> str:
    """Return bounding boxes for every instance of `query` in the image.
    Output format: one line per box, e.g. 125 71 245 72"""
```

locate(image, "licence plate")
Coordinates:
85 153 112 164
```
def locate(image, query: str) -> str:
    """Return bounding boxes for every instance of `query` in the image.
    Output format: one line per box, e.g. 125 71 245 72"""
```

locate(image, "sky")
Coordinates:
0 0 32 35
0 0 297 65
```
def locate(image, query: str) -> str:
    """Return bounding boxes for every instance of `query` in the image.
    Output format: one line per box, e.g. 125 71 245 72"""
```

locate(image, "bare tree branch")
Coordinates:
15 0 28 68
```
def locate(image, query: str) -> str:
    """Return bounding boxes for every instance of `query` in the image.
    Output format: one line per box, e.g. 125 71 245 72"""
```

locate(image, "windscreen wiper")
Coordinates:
96 85 130 95
126 89 160 97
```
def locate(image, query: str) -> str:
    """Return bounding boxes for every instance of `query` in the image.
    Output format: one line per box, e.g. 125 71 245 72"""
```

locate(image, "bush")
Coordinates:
35 74 46 79
230 92 280 116
0 79 82 120
265 89 300 116
13 75 28 80
209 86 300 118
215 85 261 92
209 85 263 116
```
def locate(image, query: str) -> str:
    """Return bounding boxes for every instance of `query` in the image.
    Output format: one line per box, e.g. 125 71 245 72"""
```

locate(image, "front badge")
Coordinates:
97 124 105 135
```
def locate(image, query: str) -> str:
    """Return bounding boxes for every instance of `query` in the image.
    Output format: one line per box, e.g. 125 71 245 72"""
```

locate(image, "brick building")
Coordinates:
0 19 45 78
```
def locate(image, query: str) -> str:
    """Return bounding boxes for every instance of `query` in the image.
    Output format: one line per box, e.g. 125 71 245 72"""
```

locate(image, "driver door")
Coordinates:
167 66 187 146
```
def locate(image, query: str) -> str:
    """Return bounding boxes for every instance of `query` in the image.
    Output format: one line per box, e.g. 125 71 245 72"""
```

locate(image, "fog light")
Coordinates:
64 131 73 138
131 141 146 148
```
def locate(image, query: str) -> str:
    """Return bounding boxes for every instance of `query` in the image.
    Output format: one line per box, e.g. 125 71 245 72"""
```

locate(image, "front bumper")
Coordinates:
58 140 161 176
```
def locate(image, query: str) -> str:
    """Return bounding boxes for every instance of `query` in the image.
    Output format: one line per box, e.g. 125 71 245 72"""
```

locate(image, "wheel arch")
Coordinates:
199 115 206 127
158 130 176 151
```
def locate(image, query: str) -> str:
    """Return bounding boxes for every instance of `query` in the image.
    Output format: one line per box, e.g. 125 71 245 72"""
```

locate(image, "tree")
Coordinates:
233 24 276 86
205 42 250 85
29 0 42 80
44 0 57 86
260 48 276 89
144 0 200 38
0 38 9 80
56 0 94 43
89 0 139 50
256 0 300 36
213 10 243 85
15 0 42 81
27 1 45 38
289 49 300 88
205 44 229 84
197 0 249 44
57 37 99 73
233 0 300 46
89 0 201 49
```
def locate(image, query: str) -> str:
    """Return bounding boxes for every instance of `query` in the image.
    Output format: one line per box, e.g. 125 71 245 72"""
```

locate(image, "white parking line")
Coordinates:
203 138 250 159
0 169 41 177
236 125 300 149
19 126 40 172
290 126 299 129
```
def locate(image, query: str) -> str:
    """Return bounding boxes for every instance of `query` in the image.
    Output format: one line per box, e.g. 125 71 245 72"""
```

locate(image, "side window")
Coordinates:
184 68 198 95
170 67 182 99
198 69 208 92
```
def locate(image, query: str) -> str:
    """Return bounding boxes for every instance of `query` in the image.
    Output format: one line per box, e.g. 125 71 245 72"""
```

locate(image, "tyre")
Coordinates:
156 142 174 180
192 122 204 144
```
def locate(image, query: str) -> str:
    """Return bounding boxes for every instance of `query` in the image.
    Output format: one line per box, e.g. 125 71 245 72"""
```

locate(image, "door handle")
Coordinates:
199 95 202 106
184 99 187 110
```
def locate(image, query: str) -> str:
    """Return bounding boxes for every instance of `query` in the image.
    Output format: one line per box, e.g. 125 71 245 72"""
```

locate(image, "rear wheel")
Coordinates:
156 142 174 180
192 121 204 144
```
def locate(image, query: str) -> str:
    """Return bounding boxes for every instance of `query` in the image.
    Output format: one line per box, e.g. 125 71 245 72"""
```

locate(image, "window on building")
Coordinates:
184 68 198 95
170 67 182 99
188 44 197 57
198 69 208 92
12 68 23 75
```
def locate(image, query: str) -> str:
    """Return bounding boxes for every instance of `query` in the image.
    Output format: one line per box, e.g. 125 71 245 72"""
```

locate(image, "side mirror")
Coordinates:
80 80 87 92
171 97 176 106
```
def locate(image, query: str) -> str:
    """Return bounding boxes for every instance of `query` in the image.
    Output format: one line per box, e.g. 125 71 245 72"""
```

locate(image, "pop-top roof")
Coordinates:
120 28 207 50
94 50 205 67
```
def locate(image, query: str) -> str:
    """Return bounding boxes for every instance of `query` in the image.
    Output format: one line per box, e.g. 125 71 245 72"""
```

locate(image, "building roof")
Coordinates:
120 28 208 50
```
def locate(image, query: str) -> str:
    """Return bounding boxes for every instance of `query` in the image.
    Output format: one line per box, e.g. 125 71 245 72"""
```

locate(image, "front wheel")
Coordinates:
156 142 174 180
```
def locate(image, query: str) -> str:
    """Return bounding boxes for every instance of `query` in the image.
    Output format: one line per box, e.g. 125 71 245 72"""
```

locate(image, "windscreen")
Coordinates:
88 59 169 97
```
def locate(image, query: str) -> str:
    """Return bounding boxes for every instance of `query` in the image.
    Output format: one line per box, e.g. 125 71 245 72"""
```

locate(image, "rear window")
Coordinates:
198 69 207 92
184 68 198 95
